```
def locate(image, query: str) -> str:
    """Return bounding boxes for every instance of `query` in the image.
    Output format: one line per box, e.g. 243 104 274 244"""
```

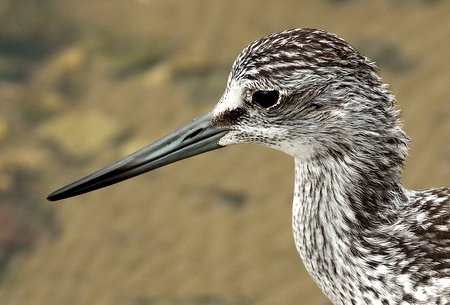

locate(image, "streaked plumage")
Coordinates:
48 29 450 305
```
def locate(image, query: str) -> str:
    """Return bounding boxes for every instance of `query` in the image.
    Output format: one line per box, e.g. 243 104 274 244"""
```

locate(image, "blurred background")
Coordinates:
0 0 449 304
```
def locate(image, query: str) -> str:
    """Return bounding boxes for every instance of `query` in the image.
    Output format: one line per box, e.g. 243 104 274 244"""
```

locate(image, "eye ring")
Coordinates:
251 90 280 109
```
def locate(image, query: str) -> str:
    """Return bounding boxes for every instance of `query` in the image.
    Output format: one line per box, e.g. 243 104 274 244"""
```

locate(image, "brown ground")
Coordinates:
0 1 448 305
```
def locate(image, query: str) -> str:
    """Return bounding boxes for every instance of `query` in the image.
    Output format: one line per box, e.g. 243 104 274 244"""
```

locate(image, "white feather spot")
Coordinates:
213 81 244 116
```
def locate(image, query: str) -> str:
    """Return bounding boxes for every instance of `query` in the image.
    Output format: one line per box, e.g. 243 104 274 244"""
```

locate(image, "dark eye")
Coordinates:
252 90 279 108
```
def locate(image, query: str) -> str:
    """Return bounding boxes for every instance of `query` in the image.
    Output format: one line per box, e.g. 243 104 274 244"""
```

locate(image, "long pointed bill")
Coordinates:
47 112 229 201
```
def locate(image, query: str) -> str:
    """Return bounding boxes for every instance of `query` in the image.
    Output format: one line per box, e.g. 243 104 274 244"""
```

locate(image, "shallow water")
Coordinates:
0 1 448 305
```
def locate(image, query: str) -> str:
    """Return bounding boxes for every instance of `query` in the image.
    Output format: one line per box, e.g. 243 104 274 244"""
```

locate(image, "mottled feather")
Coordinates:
213 28 450 305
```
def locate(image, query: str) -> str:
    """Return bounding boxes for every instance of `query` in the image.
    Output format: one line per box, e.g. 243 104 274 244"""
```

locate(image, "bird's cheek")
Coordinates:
217 130 247 146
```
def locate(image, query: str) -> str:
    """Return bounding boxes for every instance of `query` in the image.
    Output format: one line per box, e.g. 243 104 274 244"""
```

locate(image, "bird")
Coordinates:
47 28 450 305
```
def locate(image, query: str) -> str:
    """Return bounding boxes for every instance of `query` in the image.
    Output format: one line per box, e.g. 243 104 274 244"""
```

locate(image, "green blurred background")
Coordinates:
0 1 449 304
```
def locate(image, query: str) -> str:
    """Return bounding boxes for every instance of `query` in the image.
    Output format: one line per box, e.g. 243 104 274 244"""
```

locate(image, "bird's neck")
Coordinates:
292 154 407 303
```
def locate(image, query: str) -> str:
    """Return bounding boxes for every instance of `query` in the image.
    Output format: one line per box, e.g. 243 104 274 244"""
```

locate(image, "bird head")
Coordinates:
212 29 407 162
47 28 408 201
